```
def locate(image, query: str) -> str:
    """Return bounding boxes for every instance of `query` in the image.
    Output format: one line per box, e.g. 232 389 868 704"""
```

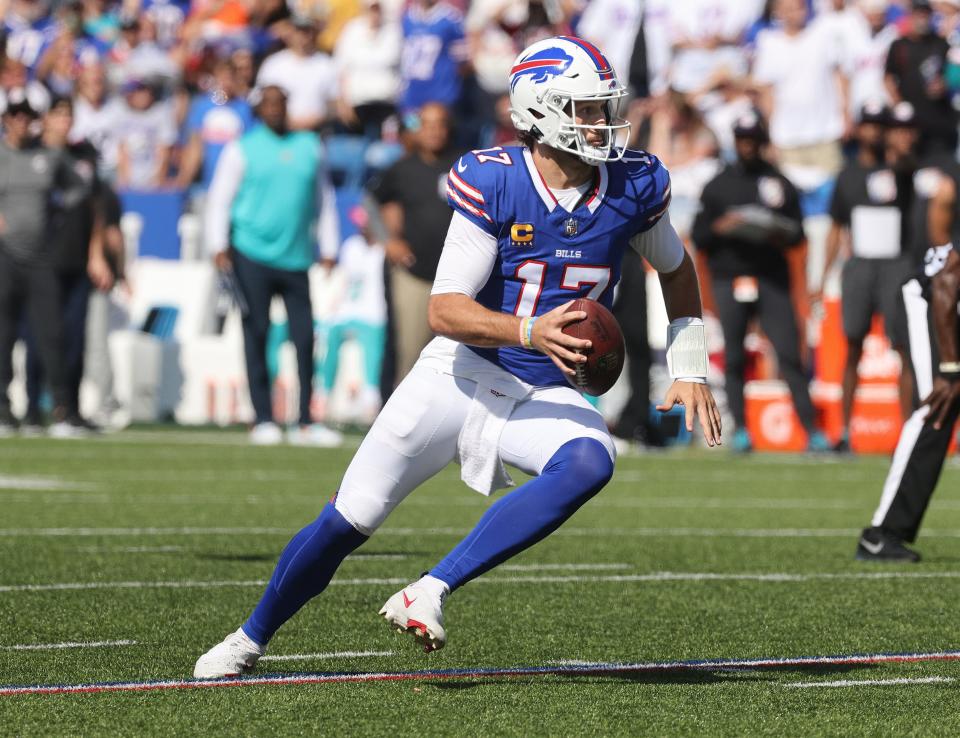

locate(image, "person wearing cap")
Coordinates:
204 85 342 447
255 14 338 132
0 88 92 436
885 0 957 156
692 109 829 453
817 102 918 452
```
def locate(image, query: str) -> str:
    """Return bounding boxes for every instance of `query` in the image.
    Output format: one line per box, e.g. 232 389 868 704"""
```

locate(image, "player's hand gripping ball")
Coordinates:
561 299 625 395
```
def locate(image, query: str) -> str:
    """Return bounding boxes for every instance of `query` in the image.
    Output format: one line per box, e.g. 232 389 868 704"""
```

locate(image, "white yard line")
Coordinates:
0 476 96 491
785 676 955 688
260 650 393 663
8 524 960 539
7 570 960 593
1 640 136 651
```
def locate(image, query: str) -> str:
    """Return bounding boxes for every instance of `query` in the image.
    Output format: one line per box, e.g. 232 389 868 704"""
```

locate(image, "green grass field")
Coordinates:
2 430 960 736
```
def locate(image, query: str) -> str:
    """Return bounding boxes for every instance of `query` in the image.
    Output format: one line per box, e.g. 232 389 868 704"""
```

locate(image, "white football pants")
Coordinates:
333 365 615 535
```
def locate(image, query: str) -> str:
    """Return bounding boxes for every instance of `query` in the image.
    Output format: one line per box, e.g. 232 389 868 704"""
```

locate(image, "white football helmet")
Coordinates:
509 36 631 164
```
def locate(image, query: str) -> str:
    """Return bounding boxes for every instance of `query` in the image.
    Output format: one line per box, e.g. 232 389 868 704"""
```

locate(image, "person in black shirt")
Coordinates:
817 102 918 452
692 110 829 453
370 102 463 386
21 96 114 435
885 0 957 157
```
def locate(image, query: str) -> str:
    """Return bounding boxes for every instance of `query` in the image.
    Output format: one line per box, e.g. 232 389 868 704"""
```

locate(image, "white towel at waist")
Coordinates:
457 383 516 495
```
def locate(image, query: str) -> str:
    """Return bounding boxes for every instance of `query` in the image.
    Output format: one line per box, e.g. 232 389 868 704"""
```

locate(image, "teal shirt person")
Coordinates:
205 124 339 272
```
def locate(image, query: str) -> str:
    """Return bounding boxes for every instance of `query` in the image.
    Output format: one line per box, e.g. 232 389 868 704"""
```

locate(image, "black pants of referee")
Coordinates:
713 275 816 432
0 251 69 415
869 277 960 542
231 250 314 427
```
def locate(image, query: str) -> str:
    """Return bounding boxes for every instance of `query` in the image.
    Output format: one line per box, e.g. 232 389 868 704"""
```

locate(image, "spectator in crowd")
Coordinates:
667 0 764 95
114 77 177 189
643 90 721 238
576 0 643 85
204 84 342 446
22 95 113 434
692 110 830 453
256 14 337 131
844 0 899 115
2 0 58 73
399 0 467 114
176 55 254 195
753 0 850 187
885 0 957 156
0 55 51 120
0 89 90 436
319 204 386 425
694 71 756 162
371 101 461 386
333 0 402 139
69 61 121 174
108 13 179 92
229 43 256 97
817 102 917 453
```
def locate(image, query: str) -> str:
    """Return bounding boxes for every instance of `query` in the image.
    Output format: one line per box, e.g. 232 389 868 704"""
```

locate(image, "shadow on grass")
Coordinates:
420 662 878 689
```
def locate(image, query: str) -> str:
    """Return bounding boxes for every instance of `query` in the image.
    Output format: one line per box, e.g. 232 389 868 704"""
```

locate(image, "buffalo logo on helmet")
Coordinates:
510 47 575 91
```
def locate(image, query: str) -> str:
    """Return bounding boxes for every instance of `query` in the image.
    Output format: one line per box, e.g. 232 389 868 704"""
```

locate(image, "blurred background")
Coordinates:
0 0 952 454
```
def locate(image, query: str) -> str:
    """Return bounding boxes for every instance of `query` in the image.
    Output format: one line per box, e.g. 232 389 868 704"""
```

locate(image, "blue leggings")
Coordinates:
242 436 613 645
321 320 385 393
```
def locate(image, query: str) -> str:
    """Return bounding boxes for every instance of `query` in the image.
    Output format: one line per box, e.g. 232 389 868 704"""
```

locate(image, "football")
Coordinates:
561 298 625 396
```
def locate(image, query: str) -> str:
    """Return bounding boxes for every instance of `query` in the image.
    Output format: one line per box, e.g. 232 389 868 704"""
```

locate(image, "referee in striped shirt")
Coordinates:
857 169 960 562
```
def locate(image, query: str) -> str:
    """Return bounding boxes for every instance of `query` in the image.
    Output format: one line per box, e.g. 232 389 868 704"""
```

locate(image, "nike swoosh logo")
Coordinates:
859 538 884 555
402 592 417 608
457 159 467 173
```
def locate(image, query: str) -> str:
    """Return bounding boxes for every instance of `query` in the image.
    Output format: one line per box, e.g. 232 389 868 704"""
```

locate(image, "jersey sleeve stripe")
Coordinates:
448 169 485 203
447 185 493 223
647 194 672 223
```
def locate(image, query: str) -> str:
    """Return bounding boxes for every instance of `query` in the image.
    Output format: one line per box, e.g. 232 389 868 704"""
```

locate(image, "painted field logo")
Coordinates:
511 223 534 247
510 47 574 91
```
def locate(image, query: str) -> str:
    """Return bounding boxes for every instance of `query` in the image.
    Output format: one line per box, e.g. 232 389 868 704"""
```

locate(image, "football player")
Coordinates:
194 35 722 678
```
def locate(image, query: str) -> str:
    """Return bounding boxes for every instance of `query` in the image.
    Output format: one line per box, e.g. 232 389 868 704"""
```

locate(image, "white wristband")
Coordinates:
666 317 708 380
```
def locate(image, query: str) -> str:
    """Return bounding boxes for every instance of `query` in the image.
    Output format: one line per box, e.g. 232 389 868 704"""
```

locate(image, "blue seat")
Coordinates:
325 134 369 190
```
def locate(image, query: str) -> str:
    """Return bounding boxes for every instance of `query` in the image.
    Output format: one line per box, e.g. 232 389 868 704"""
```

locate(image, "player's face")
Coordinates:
573 99 609 148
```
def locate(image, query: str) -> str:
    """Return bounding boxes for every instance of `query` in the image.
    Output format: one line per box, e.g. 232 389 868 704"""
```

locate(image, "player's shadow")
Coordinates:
422 662 875 690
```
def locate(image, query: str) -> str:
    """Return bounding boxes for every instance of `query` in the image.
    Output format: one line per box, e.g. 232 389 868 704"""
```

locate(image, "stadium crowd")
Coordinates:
0 0 957 451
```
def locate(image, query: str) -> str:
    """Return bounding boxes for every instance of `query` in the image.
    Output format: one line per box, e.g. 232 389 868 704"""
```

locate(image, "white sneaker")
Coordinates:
287 423 342 447
249 422 283 446
193 628 266 679
379 577 448 653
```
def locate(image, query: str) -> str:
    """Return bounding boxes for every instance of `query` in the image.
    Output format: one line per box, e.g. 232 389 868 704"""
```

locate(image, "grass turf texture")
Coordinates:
1 430 959 736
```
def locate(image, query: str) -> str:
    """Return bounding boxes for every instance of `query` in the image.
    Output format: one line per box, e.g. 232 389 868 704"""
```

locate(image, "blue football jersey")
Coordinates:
445 145 671 388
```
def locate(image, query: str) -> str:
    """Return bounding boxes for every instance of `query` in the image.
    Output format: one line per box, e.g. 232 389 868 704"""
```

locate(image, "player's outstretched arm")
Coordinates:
428 294 591 378
656 249 723 447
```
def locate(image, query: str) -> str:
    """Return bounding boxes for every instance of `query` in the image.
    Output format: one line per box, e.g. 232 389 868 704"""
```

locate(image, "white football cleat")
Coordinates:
287 423 343 447
249 422 283 446
193 628 266 679
379 578 448 653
